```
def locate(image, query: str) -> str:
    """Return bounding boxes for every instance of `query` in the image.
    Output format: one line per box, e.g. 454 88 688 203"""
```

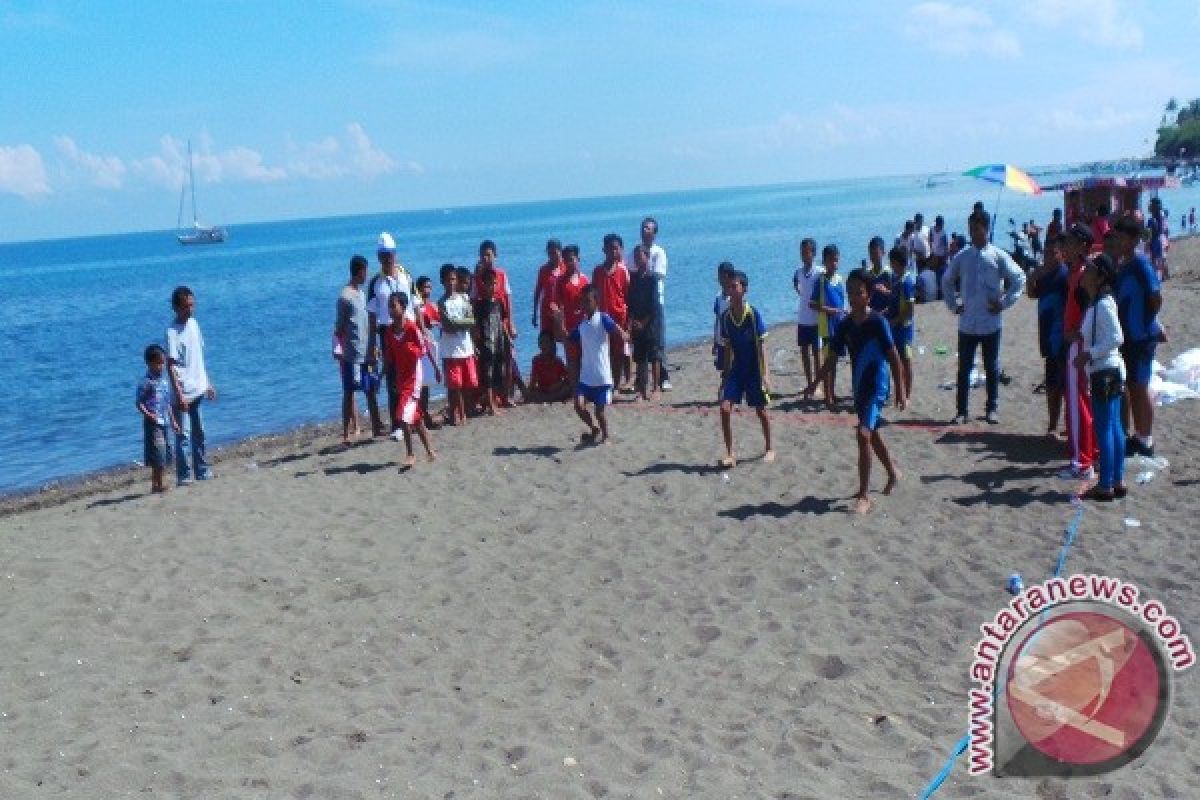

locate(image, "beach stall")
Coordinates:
1043 176 1181 228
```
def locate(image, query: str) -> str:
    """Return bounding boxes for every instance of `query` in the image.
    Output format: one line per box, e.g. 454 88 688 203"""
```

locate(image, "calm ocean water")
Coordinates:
3 174 1197 493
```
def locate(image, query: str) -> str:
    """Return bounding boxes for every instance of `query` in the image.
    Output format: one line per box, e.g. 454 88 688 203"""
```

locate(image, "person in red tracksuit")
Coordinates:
1061 224 1098 480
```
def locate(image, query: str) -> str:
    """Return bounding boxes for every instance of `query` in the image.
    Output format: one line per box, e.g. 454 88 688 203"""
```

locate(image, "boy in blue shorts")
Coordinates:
1111 216 1164 457
136 344 179 493
884 246 916 402
804 270 906 515
553 284 629 445
793 238 822 389
809 244 847 410
718 270 774 468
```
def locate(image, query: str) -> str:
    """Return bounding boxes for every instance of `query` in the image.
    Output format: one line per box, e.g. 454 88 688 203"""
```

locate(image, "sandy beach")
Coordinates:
2 242 1199 799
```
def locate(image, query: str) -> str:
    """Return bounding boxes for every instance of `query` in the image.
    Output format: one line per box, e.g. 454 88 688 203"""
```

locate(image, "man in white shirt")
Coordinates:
366 232 418 436
166 286 217 484
909 215 931 273
641 217 671 390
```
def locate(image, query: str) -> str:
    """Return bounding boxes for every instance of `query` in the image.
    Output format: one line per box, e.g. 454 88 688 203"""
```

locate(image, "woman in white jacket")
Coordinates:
1073 253 1126 502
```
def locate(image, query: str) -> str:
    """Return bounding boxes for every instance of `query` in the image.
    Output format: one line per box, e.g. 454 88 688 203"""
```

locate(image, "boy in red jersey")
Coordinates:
593 233 631 392
525 331 572 403
475 240 518 405
549 244 590 385
532 239 564 333
382 292 436 466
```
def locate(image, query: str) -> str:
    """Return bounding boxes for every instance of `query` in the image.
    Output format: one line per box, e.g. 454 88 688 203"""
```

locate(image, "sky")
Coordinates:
1 0 1198 242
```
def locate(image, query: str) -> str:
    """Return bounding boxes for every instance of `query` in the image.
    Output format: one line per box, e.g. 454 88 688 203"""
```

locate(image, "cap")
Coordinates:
377 232 396 253
1067 223 1094 246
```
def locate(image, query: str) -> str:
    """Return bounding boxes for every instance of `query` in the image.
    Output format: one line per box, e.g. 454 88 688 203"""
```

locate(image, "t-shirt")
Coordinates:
1115 254 1162 343
473 264 514 303
553 271 591 332
530 353 568 391
136 370 172 425
909 231 930 260
1064 262 1087 336
569 311 618 387
887 273 916 333
1148 213 1167 259
793 265 821 326
383 318 425 392
335 286 368 364
1032 263 1068 359
718 303 767 378
931 228 948 257
627 270 663 341
712 291 730 346
810 273 847 341
474 296 508 354
420 301 441 329
830 312 895 401
867 266 894 313
917 269 938 302
535 262 563 322
367 269 415 326
438 292 475 359
592 262 630 324
166 317 209 401
646 243 668 305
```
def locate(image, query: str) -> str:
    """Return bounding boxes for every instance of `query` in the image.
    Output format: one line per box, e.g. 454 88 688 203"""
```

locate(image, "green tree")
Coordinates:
1155 97 1200 157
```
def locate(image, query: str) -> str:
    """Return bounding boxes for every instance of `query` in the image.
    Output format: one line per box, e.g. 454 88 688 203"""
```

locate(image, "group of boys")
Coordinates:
1028 214 1165 498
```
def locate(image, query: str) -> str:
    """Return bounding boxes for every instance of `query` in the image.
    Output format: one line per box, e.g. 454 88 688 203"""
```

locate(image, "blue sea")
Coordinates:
3 173 1197 494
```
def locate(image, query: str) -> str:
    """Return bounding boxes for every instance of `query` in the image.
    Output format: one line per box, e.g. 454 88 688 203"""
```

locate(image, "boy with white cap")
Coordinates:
367 232 422 437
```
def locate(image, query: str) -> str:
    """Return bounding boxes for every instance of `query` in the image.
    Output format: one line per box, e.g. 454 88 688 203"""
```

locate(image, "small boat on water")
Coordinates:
176 140 227 245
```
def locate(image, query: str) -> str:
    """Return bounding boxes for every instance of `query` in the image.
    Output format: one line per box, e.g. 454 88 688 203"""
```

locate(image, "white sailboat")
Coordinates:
176 140 227 245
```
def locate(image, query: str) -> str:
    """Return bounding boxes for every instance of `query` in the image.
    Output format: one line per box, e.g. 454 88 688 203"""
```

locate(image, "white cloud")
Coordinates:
904 3 1021 59
131 135 285 189
0 144 50 199
54 136 127 189
1024 0 1142 50
287 123 414 180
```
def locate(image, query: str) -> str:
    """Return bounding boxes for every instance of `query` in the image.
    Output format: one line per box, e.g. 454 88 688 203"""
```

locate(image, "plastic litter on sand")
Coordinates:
1124 518 1142 528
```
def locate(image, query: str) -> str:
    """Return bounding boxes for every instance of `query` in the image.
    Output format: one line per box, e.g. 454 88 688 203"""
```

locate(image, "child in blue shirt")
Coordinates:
1111 216 1164 457
884 246 916 403
1027 235 1069 436
804 270 906 515
718 269 773 468
136 344 179 493
809 244 847 411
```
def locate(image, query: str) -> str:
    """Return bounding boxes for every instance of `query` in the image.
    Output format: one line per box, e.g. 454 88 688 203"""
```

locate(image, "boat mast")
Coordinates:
187 140 198 227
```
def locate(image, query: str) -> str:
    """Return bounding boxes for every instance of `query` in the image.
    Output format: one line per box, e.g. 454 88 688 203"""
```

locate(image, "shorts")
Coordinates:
721 369 769 408
395 373 422 425
632 330 662 364
443 356 478 390
1121 339 1157 386
340 360 366 392
143 419 171 469
576 382 612 409
796 324 821 348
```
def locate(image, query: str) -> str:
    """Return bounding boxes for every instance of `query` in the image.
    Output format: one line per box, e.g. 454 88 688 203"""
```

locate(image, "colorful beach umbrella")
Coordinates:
962 163 1042 195
963 163 1041 241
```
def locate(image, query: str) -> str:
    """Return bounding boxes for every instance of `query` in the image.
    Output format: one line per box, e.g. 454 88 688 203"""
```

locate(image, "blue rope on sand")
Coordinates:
916 505 1085 799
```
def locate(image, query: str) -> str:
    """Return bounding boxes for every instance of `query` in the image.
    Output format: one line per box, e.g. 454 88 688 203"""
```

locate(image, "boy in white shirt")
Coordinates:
792 238 822 389
166 286 217 484
553 285 630 445
437 264 477 426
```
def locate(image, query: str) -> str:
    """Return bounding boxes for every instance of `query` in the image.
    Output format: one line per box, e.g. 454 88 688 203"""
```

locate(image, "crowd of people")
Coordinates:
134 200 1167 515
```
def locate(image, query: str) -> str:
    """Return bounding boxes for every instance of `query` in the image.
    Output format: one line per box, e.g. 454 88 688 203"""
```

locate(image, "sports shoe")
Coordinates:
660 379 673 391
984 410 999 425
1131 438 1156 458
951 414 969 425
1057 465 1095 481
390 429 404 442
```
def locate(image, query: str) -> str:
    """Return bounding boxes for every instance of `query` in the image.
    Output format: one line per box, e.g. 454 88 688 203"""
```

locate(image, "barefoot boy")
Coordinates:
136 344 179 493
717 270 774 467
553 284 628 444
884 246 916 402
383 292 436 466
805 270 906 514
437 263 477 425
793 238 822 388
809 245 847 410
